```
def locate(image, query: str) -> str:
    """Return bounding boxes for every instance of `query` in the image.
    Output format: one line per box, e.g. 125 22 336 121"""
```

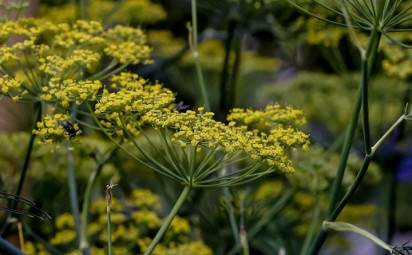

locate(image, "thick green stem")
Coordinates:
361 58 371 154
191 0 211 111
143 186 191 255
308 30 382 255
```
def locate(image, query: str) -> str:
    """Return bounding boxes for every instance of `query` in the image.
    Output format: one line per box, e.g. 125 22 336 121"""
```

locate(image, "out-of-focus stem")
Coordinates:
80 148 116 255
66 142 82 249
190 0 211 111
143 186 190 255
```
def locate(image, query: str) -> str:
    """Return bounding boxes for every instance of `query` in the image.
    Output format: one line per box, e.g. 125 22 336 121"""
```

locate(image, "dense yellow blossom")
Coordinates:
41 79 102 107
142 107 308 172
0 75 24 100
0 19 152 105
33 114 81 144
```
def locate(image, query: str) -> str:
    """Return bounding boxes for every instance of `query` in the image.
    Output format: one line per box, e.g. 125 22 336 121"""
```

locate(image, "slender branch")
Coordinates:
190 0 211 111
66 142 82 248
143 186 191 255
308 112 407 255
0 103 42 235
80 147 116 255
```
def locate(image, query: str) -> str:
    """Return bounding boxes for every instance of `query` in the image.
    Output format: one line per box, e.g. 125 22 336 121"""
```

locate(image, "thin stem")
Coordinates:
0 103 42 235
219 18 237 116
190 0 211 111
143 186 191 255
80 148 116 255
227 190 293 255
361 58 371 154
66 143 82 248
79 0 88 19
105 182 116 255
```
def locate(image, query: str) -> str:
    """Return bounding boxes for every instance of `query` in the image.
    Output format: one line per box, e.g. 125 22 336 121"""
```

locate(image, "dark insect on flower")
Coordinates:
176 101 190 112
60 120 77 139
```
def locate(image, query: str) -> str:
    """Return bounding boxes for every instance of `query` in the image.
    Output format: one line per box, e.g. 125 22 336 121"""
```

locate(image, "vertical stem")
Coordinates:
80 150 115 255
308 30 382 255
67 143 82 247
361 58 371 154
0 102 42 235
219 18 237 116
191 0 211 111
13 102 42 208
106 193 113 255
143 186 191 255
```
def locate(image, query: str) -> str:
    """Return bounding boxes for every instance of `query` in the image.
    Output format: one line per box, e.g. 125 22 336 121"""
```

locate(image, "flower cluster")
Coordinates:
41 79 102 107
0 75 24 100
0 18 152 107
33 114 80 144
95 72 175 136
142 107 308 172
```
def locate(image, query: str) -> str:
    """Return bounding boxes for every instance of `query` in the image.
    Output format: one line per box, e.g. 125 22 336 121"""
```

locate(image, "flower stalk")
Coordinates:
143 186 191 255
309 28 382 255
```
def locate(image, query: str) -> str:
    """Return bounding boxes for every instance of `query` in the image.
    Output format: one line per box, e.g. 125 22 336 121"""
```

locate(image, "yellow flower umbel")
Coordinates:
33 114 81 144
95 72 175 137
0 19 152 108
92 72 308 187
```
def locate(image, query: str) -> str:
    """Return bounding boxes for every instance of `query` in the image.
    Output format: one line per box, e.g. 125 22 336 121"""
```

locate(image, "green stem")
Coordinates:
80 149 116 255
66 143 82 248
107 198 112 255
0 103 42 235
361 58 371 154
308 113 405 255
308 30 382 255
143 186 191 255
219 18 237 116
13 102 42 208
191 0 211 111
226 190 293 255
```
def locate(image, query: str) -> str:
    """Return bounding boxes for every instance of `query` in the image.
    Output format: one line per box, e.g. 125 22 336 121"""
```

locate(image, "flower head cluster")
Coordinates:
33 114 80 144
0 18 152 107
142 106 308 172
41 79 102 107
0 75 24 100
95 72 175 136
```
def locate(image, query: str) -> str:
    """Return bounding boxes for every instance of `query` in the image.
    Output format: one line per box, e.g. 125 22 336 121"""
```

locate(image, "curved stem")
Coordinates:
143 186 191 255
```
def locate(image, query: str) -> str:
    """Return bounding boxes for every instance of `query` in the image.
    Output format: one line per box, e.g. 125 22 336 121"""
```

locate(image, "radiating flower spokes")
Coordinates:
288 0 412 47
